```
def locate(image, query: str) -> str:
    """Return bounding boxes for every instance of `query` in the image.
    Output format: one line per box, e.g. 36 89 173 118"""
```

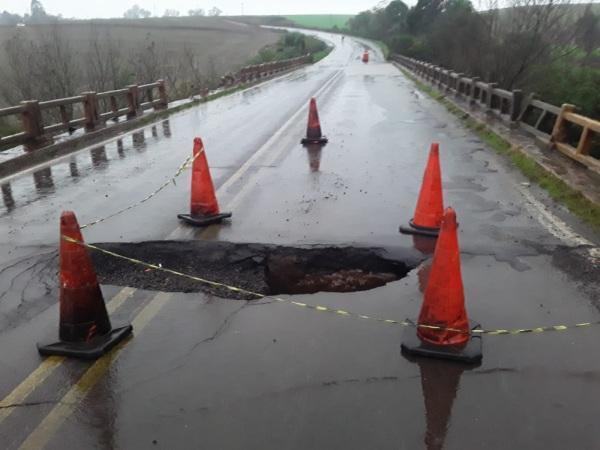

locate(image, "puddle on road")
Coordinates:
91 241 419 299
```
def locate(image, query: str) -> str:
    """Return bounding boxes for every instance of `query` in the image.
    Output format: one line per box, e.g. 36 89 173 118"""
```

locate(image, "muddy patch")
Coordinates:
91 241 421 300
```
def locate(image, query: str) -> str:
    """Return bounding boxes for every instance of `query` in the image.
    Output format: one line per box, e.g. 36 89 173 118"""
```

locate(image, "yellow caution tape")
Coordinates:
80 149 203 229
63 235 600 336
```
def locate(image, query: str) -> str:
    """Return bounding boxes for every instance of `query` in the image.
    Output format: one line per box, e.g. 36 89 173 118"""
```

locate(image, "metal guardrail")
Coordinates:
392 54 600 174
0 81 168 148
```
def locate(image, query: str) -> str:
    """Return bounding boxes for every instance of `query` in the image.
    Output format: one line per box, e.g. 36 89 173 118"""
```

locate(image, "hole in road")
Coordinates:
266 253 406 295
91 241 418 300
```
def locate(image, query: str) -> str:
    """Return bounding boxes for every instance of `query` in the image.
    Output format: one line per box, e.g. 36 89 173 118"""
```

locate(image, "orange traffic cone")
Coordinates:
400 143 444 238
301 98 328 145
178 138 232 226
37 211 132 359
362 50 369 63
401 208 482 363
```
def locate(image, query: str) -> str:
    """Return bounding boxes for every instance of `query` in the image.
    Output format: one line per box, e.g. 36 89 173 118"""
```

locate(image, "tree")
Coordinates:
30 0 47 19
348 2 409 40
85 24 129 92
35 23 80 100
163 9 180 17
426 0 485 73
407 0 443 35
0 32 38 104
208 7 222 17
574 6 599 57
382 1 410 36
0 11 24 25
188 8 205 16
129 37 167 83
123 5 151 19
487 0 574 88
0 22 81 112
348 10 375 37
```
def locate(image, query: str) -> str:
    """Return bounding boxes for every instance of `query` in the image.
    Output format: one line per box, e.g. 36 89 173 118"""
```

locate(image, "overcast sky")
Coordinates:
7 0 422 18
8 0 591 19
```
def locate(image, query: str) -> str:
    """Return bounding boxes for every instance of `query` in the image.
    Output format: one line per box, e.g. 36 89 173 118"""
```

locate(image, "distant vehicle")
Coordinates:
16 23 26 27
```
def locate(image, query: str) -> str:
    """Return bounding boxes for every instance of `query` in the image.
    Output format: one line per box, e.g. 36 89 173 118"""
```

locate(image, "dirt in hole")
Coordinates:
91 241 422 300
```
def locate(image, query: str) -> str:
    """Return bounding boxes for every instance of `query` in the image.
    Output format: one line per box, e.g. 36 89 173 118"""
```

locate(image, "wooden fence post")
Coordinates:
551 104 576 143
20 100 44 142
576 126 593 155
82 91 99 131
126 85 141 119
157 80 168 109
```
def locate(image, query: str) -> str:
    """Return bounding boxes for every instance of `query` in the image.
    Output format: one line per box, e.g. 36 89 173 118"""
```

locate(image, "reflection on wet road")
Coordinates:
418 357 469 450
0 121 172 217
0 30 599 450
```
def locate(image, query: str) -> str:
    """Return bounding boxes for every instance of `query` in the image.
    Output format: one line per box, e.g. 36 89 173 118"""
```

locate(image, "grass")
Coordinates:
375 40 390 60
399 67 600 233
283 15 353 30
312 46 333 63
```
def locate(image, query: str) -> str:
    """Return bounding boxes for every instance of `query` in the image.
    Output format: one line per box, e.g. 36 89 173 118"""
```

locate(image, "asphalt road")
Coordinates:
0 31 599 450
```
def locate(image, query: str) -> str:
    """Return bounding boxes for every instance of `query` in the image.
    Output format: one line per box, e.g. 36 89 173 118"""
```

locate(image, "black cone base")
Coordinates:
301 136 328 145
401 320 482 364
37 324 133 360
399 219 440 238
177 212 232 227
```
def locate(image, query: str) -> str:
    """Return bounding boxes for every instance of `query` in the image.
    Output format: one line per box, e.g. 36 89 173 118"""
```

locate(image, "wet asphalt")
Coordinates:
0 31 599 449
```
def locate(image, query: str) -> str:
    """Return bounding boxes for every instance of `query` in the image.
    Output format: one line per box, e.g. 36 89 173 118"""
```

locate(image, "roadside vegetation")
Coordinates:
345 1 600 119
248 32 329 65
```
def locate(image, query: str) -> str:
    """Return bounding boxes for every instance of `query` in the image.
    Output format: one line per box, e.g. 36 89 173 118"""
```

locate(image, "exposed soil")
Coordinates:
91 240 421 300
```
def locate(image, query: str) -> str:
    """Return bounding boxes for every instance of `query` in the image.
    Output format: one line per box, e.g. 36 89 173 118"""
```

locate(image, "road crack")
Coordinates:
0 400 60 409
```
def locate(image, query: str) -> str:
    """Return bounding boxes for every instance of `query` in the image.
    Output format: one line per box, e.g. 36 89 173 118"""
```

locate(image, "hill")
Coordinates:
283 15 353 30
232 14 354 31
0 17 280 105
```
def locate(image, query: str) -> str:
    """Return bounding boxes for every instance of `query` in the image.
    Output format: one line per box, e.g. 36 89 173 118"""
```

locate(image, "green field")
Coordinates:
283 15 353 30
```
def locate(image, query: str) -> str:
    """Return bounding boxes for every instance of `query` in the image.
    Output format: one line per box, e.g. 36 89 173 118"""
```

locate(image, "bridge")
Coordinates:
0 30 599 449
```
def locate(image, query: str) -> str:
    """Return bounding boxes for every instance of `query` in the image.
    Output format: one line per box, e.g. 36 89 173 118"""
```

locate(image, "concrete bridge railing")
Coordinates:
220 54 312 87
0 53 313 152
392 54 600 174
0 81 168 149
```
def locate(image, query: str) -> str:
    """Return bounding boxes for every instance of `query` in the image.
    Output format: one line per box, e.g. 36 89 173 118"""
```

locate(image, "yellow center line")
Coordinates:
0 287 135 425
106 286 137 315
0 110 285 424
169 68 343 240
0 357 64 424
17 292 171 450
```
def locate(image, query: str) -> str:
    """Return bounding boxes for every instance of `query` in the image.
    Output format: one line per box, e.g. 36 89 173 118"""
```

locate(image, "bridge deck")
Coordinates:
0 31 598 450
